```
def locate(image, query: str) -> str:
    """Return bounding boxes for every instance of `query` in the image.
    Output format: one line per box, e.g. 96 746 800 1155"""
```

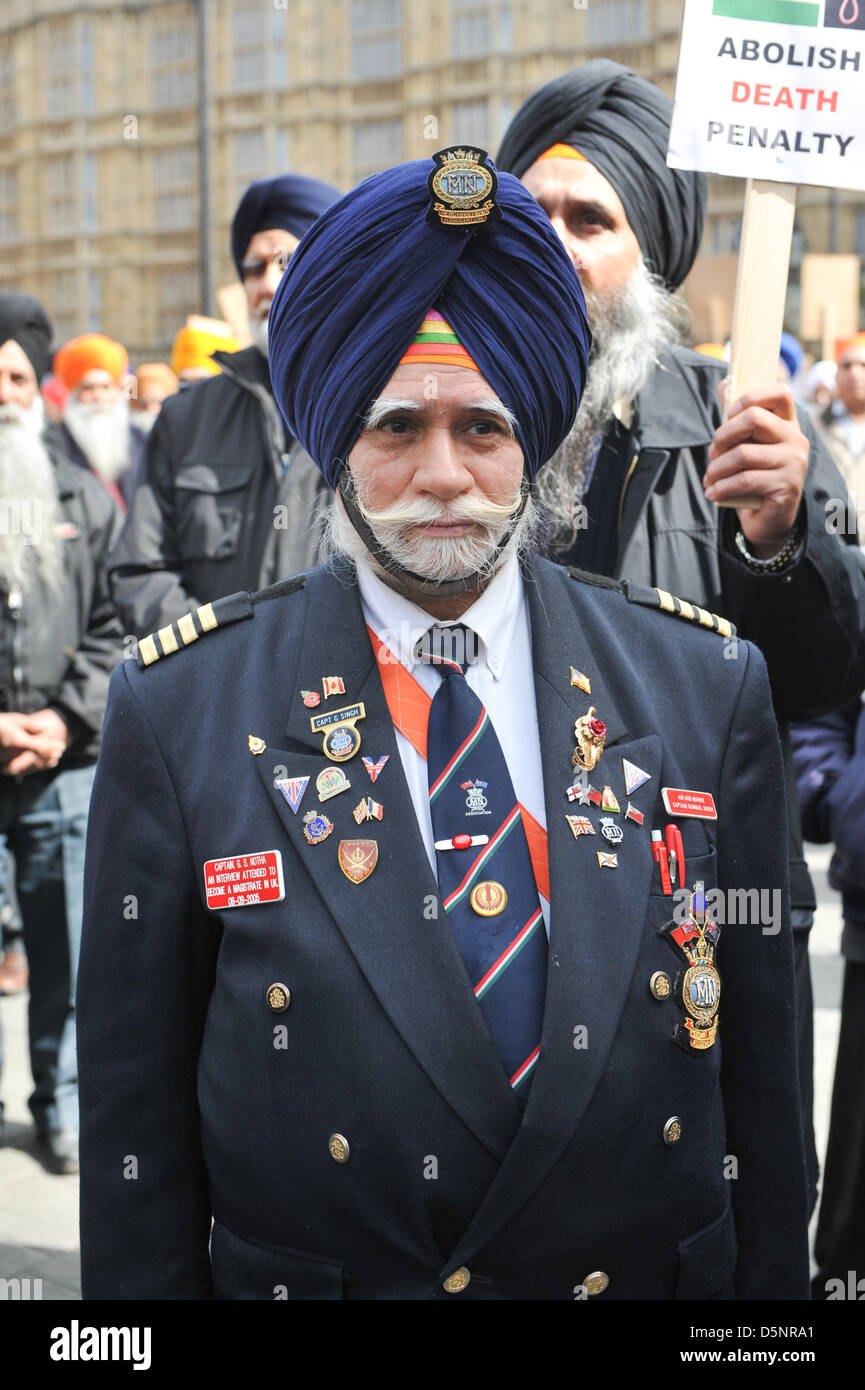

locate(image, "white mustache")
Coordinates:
357 490 523 529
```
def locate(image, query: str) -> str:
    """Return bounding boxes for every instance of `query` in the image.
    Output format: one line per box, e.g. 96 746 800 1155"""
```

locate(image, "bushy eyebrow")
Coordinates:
363 396 517 436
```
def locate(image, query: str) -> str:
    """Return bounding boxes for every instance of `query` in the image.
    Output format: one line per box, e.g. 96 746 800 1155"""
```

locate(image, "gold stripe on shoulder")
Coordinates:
694 606 714 629
158 624 179 655
177 612 198 646
197 602 218 632
677 599 695 621
655 588 676 613
139 634 159 666
716 616 733 638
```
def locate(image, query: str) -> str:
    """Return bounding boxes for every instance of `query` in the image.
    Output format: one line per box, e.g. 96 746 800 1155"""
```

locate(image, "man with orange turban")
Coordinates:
52 333 133 509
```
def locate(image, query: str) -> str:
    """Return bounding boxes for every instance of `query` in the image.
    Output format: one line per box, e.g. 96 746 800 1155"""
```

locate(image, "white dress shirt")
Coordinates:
357 554 550 927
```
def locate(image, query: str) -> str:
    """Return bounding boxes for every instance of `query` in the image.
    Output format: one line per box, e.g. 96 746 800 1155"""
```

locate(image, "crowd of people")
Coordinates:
1 57 864 1301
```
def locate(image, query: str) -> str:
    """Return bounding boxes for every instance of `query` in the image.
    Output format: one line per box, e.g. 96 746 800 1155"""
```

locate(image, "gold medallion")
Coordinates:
469 880 508 916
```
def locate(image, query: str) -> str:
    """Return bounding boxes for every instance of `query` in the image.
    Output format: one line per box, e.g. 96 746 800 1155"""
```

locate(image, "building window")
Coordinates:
351 0 402 81
45 23 78 119
453 0 490 57
153 146 198 231
352 118 403 177
51 270 78 345
86 270 101 332
451 99 489 147
0 45 15 134
158 267 200 345
233 129 267 204
45 156 77 235
151 21 196 108
0 167 16 246
81 21 95 115
83 153 98 232
586 0 649 48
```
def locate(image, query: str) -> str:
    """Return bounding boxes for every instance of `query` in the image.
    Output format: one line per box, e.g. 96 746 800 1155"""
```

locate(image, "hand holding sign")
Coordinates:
705 383 809 551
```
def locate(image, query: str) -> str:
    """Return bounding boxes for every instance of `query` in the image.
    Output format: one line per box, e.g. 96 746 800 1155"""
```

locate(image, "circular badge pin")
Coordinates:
323 723 361 762
303 810 333 845
470 881 508 916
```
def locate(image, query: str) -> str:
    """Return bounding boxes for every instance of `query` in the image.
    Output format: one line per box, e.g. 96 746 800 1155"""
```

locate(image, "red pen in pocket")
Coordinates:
651 830 672 895
665 824 686 890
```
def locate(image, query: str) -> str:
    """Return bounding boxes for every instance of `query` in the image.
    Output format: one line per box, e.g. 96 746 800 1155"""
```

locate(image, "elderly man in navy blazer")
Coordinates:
78 153 810 1300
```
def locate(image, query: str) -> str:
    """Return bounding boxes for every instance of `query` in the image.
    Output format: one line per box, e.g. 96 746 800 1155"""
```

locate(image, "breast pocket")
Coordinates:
175 460 253 561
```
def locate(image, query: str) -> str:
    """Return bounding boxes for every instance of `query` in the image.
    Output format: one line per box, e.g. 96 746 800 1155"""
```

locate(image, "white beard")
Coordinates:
325 478 540 589
535 257 689 550
0 398 64 594
64 394 131 483
130 411 157 436
249 311 270 358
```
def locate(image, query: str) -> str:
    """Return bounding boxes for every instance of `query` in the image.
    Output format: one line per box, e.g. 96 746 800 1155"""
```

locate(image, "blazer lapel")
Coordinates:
446 558 664 1266
257 562 521 1160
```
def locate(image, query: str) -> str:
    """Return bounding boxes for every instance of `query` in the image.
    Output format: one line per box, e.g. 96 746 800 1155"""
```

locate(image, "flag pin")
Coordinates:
362 755 389 783
623 758 651 796
322 675 346 698
625 802 644 825
566 814 595 838
276 776 310 814
570 667 591 695
597 851 618 869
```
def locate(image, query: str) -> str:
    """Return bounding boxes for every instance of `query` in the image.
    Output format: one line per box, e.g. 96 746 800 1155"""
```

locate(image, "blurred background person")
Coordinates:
805 359 838 414
814 334 865 510
51 333 133 509
128 360 178 485
109 173 340 640
170 319 238 385
0 292 124 1172
39 375 68 426
792 695 865 1297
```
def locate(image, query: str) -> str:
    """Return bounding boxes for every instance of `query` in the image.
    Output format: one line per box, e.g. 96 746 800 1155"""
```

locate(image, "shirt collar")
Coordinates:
356 552 525 682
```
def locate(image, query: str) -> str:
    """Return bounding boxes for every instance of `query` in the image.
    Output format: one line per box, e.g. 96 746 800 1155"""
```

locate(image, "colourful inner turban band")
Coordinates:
538 144 587 162
399 309 480 372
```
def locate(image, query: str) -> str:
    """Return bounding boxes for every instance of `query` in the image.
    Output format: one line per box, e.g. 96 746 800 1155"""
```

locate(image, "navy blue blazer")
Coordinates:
77 555 810 1300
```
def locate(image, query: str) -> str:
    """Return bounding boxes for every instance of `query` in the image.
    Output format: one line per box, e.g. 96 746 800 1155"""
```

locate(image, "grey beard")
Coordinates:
64 395 130 483
535 258 689 552
0 401 64 594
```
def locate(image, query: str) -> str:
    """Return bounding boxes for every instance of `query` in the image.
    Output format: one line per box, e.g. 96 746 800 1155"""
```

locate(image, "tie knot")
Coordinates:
416 623 477 676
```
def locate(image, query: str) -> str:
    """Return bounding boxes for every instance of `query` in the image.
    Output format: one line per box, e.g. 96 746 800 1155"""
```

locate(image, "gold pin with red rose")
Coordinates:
572 707 606 774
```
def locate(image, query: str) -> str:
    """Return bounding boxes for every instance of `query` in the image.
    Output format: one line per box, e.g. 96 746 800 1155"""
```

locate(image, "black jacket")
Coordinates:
791 700 865 962
0 438 124 774
560 343 865 915
107 346 330 638
78 557 809 1299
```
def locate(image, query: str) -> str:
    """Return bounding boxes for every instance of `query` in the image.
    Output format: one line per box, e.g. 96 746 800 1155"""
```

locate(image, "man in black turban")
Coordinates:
499 60 865 1215
108 174 339 641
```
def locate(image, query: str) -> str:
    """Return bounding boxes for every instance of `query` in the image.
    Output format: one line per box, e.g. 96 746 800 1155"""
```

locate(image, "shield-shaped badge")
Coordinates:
338 839 379 884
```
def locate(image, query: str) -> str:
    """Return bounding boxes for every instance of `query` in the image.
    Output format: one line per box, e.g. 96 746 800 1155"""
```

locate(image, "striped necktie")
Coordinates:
421 623 547 1099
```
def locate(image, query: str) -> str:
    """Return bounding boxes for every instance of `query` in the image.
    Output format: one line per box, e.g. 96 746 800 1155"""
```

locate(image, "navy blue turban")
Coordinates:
231 175 341 277
267 159 591 489
496 61 707 292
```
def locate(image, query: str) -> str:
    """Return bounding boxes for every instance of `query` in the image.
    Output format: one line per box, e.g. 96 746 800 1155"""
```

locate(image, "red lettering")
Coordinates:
817 89 838 111
732 80 750 102
755 84 771 104
774 86 793 108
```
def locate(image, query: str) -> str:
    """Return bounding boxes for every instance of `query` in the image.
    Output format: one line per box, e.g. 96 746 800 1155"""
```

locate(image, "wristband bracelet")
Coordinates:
733 518 804 573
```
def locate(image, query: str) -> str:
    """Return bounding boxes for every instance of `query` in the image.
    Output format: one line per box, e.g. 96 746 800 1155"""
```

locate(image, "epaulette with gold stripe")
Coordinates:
622 582 736 639
136 592 254 668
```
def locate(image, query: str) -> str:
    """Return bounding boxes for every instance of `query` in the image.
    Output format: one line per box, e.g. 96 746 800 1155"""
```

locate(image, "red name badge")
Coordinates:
203 850 285 910
661 788 718 820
